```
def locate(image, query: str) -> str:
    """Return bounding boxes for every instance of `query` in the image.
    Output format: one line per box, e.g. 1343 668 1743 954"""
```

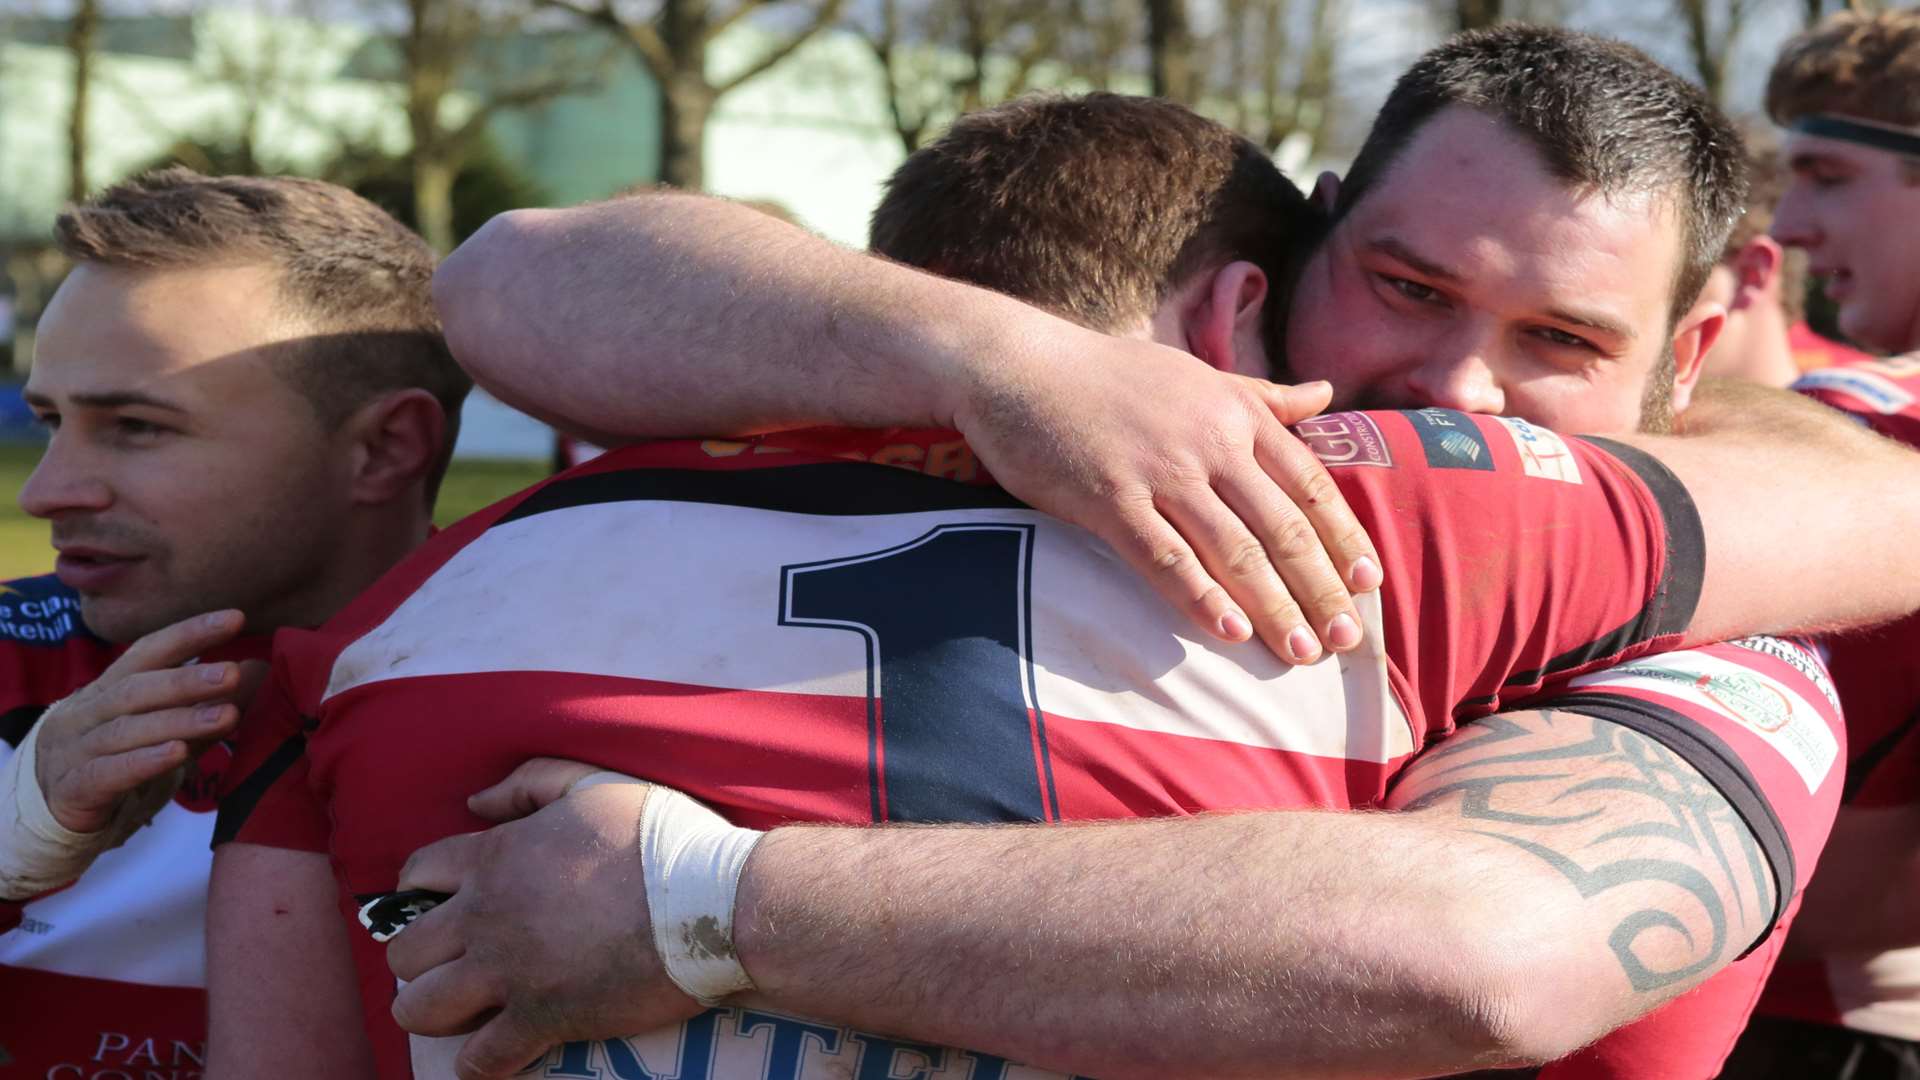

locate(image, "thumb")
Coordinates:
1259 379 1335 425
467 757 604 821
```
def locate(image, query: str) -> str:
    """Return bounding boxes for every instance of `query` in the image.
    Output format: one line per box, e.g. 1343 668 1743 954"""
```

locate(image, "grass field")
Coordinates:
0 444 548 581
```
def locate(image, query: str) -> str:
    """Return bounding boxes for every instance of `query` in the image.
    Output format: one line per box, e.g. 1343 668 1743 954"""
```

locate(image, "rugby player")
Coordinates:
214 35 1913 1080
1695 128 1867 387
1719 10 1920 1076
0 169 469 1075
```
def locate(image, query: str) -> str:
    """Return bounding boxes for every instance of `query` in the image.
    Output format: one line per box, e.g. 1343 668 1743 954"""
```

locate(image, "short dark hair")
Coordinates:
1767 9 1920 131
1337 25 1748 329
869 93 1322 358
56 167 470 498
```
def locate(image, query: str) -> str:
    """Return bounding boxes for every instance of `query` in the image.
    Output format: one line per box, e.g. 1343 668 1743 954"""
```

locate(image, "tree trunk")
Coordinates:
66 0 99 201
413 155 458 254
1146 0 1196 102
1455 0 1501 30
657 73 715 190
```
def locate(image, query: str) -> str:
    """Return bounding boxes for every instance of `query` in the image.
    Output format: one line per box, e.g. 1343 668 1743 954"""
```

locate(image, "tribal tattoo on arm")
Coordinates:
1385 710 1776 1001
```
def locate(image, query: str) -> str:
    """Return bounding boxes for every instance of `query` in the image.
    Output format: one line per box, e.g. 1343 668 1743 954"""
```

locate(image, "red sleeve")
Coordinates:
1822 617 1920 807
1303 409 1703 739
1794 354 1920 450
213 645 330 854
1542 637 1846 937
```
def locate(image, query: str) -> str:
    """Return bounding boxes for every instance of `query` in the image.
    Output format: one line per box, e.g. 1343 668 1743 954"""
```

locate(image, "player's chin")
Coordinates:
79 589 181 645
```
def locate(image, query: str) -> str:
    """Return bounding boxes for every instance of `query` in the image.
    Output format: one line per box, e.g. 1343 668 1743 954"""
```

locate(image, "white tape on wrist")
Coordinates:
0 718 110 900
629 780 764 1006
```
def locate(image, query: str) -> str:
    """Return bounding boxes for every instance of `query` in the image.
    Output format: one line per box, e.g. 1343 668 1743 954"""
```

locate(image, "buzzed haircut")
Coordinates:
868 92 1321 358
1337 25 1748 331
1767 8 1920 132
55 168 470 497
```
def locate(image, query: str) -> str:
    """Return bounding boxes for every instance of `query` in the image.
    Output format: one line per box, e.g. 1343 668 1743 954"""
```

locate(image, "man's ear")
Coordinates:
1668 298 1727 416
1728 237 1785 311
1183 261 1270 377
341 388 446 507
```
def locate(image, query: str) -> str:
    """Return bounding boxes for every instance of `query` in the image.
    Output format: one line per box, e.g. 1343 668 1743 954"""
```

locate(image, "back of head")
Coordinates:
1767 8 1920 130
1338 25 1747 327
55 168 470 494
869 92 1320 348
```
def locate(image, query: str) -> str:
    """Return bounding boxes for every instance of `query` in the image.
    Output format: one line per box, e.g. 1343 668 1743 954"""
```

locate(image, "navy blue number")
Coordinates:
780 524 1058 824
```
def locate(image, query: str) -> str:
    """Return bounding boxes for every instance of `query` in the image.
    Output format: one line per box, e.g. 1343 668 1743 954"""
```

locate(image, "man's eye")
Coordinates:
115 417 168 438
31 413 59 431
1388 277 1441 303
1535 327 1595 350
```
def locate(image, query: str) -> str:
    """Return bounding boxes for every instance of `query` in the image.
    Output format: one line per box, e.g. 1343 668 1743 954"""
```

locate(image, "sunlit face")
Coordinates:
21 263 356 641
1285 106 1697 435
1773 126 1920 355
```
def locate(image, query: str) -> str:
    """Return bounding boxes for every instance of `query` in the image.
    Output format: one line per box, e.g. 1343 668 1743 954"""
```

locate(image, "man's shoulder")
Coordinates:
1793 354 1920 440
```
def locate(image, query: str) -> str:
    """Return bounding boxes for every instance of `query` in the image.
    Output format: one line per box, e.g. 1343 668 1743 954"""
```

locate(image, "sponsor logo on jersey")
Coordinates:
1407 408 1495 471
1729 636 1842 716
1571 650 1840 792
1295 412 1393 468
1794 368 1918 414
0 580 85 645
1495 417 1583 484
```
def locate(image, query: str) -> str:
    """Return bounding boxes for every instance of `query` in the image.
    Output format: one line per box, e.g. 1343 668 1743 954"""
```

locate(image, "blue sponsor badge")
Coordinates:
1406 408 1494 471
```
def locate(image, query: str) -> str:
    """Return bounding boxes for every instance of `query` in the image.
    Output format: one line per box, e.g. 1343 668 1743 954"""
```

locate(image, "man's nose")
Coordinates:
18 439 113 520
1403 345 1507 417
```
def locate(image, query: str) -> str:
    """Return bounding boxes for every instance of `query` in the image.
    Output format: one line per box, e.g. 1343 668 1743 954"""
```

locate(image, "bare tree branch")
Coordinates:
714 0 847 94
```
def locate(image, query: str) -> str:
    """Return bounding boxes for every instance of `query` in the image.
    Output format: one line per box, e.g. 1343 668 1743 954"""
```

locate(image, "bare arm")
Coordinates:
387 712 1774 1079
440 194 1382 665
1607 390 1920 643
206 843 375 1080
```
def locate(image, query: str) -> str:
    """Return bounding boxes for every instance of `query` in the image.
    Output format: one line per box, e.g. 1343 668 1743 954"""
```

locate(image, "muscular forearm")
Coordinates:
437 193 1064 440
1612 404 1920 642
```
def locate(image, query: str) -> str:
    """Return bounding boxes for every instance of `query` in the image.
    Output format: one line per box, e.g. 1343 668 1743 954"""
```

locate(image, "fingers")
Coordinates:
467 758 604 822
109 609 245 677
386 893 468 982
82 704 238 759
398 831 481 895
1260 379 1334 424
1102 498 1254 644
1156 491 1322 664
56 742 189 825
391 956 499 1039
455 1011 555 1080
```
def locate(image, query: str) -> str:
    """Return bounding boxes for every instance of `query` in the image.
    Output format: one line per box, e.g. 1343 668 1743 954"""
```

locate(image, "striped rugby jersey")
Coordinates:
220 413 1832 1079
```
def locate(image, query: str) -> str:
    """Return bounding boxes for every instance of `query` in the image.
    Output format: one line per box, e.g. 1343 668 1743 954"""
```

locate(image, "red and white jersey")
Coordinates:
1527 635 1846 1079
1747 357 1920 1037
0 575 264 1078
222 415 1785 1079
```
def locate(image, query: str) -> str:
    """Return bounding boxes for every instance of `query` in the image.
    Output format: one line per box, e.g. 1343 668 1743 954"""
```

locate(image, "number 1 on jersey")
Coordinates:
780 523 1060 824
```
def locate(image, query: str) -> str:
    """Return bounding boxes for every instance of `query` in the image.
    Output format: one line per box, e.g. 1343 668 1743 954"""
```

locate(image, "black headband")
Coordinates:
1793 114 1920 159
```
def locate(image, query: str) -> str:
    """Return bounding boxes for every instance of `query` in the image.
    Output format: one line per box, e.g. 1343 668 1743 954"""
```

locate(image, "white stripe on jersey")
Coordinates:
0 797 210 987
326 501 1412 766
1570 647 1840 792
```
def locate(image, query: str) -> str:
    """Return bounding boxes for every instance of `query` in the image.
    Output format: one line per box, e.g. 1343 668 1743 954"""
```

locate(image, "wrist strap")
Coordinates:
620 779 763 1006
0 717 109 900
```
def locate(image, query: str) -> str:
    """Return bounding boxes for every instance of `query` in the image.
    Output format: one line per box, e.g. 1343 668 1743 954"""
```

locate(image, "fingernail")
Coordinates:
198 705 226 726
201 663 229 684
1350 556 1383 592
1219 611 1253 641
203 610 236 629
1288 626 1321 663
1327 612 1361 650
